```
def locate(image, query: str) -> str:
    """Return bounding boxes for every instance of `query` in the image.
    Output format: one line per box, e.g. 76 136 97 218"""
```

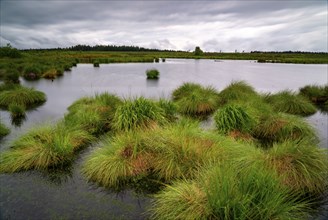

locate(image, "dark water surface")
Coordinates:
0 59 327 219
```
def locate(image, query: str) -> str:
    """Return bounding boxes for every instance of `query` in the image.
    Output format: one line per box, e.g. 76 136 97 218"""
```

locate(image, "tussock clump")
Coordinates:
146 69 160 79
0 85 46 109
113 97 166 131
253 113 316 145
218 81 259 105
0 122 94 172
214 104 255 135
65 92 122 134
265 140 328 195
173 83 219 118
8 103 26 118
0 120 10 138
299 84 328 104
263 90 317 116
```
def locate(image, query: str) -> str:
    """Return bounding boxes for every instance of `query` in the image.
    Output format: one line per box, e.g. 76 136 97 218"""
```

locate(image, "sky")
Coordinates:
0 0 327 52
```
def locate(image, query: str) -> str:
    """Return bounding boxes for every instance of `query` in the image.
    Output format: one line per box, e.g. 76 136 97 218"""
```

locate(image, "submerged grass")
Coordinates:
263 90 317 116
0 85 46 109
0 122 94 172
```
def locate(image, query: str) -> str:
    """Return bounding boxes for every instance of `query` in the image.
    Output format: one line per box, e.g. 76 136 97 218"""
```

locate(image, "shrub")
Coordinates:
146 69 160 79
263 90 317 116
299 84 328 104
113 97 166 131
0 122 94 172
0 85 46 109
214 104 255 134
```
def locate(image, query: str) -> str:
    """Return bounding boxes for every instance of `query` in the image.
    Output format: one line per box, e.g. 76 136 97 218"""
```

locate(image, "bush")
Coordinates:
146 69 160 79
214 104 255 134
113 97 166 131
263 90 317 116
0 122 94 172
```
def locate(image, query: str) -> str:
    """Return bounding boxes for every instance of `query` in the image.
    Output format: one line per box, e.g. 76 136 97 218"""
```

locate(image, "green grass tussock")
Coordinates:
113 97 166 131
263 90 317 116
156 98 177 122
299 84 328 105
0 122 94 173
65 92 122 134
265 140 328 195
218 81 259 105
146 69 160 79
8 103 26 118
253 113 317 145
173 83 219 118
0 120 10 138
214 104 255 135
150 163 308 220
0 85 46 109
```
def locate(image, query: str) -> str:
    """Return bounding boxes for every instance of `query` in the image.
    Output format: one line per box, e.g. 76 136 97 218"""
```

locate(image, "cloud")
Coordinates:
0 0 326 51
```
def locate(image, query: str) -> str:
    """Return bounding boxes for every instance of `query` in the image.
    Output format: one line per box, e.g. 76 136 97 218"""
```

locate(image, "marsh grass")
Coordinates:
0 85 46 109
214 104 255 134
253 113 317 145
146 69 160 79
0 121 10 138
8 103 26 118
218 81 259 105
23 65 42 80
265 140 328 195
173 83 219 118
65 93 122 134
0 122 94 173
113 97 166 131
263 90 317 116
150 163 308 220
299 84 328 104
157 98 177 121
93 60 100 67
43 68 58 79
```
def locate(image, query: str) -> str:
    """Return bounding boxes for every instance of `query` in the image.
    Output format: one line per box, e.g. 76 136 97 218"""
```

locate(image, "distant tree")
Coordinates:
194 46 203 56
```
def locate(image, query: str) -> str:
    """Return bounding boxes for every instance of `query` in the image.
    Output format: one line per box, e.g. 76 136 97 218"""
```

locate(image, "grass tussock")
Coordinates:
173 83 219 118
0 122 94 173
146 69 160 79
8 103 26 118
150 163 308 220
65 92 122 134
0 121 10 138
265 140 328 195
218 81 259 105
113 97 166 131
263 90 317 116
253 113 317 145
214 104 255 135
0 85 46 109
299 84 328 104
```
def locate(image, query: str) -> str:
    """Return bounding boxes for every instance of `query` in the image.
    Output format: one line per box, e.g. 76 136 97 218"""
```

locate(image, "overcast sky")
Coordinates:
0 0 327 52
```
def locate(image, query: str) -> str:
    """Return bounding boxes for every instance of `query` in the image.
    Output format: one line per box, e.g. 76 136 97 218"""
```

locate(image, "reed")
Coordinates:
0 122 94 173
263 90 317 116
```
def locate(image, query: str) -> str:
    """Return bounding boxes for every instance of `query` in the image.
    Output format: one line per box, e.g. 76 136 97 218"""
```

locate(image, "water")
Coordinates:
0 59 327 219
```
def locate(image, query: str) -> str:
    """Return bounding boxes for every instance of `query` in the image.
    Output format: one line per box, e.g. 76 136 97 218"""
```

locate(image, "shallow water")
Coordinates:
0 59 327 219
